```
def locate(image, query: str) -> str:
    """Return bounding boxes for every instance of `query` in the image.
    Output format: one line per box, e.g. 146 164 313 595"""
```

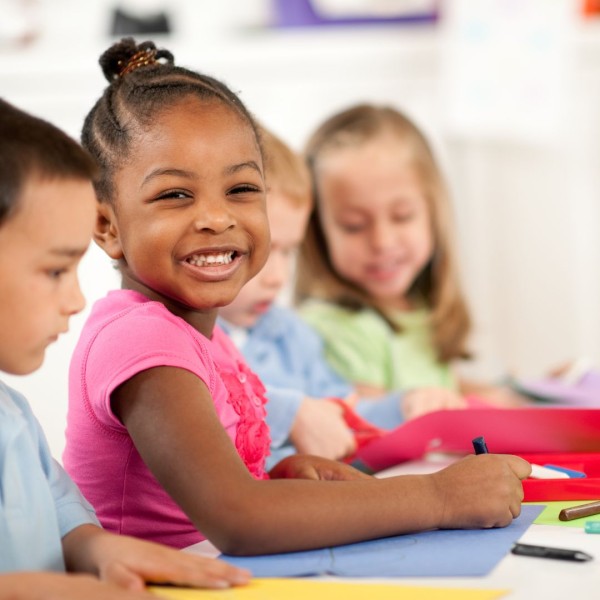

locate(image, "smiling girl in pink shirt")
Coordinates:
63 37 530 556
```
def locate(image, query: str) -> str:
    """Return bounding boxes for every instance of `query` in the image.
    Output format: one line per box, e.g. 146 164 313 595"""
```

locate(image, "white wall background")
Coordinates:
1 0 599 460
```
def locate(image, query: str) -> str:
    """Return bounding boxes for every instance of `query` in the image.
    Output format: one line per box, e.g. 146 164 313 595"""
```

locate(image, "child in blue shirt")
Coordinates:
219 128 464 467
0 98 248 597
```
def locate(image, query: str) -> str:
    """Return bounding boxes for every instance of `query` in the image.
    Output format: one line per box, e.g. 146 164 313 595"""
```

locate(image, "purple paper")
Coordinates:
516 370 600 406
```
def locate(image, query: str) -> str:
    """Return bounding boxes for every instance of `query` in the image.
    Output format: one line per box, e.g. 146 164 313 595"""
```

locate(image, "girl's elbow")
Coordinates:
193 503 268 556
206 524 267 556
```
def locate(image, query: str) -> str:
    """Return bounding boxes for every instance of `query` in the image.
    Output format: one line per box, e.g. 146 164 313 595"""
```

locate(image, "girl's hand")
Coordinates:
290 397 357 459
401 387 467 420
428 454 531 529
269 455 372 481
62 525 250 591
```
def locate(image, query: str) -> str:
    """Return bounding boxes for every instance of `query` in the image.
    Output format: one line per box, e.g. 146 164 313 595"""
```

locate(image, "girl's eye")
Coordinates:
393 212 415 223
229 184 262 196
154 190 191 201
339 223 366 234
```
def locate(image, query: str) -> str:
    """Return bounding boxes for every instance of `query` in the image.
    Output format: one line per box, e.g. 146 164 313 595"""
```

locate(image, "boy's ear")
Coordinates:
94 202 124 259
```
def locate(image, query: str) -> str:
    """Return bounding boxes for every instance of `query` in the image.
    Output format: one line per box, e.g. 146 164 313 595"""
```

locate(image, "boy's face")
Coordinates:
0 176 96 375
219 193 310 328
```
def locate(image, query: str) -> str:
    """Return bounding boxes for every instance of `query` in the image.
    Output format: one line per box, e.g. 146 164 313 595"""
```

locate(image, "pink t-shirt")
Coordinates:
63 290 270 549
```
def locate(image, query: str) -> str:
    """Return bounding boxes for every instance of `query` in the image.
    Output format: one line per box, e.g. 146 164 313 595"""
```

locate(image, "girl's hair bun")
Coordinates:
99 37 174 82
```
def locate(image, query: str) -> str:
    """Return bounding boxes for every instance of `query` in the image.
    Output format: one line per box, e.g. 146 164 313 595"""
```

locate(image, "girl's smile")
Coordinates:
363 255 412 282
180 246 246 282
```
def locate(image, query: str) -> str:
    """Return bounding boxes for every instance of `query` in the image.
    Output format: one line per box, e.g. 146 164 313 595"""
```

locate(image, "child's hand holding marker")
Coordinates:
428 438 531 529
473 436 582 480
474 432 600 556
473 436 585 479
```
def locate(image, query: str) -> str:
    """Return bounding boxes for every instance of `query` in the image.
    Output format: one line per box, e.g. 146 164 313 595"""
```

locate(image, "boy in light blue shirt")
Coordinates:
0 99 248 597
0 381 99 571
219 305 405 466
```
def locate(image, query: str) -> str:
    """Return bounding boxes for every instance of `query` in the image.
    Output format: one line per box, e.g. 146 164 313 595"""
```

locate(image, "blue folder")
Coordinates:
221 505 543 578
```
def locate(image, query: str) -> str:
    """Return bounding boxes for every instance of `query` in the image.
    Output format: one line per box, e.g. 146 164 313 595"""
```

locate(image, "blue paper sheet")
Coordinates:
221 505 543 578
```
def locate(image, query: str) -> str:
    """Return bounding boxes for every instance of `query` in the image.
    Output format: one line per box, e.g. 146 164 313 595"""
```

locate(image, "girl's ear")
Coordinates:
94 202 124 259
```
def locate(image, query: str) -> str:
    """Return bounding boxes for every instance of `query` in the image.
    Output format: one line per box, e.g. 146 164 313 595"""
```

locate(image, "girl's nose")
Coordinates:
370 219 396 252
194 197 235 234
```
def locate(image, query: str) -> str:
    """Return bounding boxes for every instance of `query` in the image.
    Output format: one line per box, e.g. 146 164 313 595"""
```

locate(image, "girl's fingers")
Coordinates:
504 455 533 480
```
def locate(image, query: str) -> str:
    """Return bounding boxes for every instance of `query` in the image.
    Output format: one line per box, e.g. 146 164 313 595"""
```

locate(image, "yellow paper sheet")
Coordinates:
528 500 600 527
150 578 508 600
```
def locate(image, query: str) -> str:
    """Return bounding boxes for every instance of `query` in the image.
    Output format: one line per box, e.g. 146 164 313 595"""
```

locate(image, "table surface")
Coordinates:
185 456 600 600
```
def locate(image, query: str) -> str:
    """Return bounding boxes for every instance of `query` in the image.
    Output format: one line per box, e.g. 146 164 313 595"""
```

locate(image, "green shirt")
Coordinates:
300 300 457 392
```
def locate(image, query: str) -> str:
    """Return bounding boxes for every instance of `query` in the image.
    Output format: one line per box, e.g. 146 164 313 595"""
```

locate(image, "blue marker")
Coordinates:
543 464 587 479
472 436 489 455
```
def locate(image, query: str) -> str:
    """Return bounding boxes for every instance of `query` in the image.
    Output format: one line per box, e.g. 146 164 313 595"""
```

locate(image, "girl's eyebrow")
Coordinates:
141 162 261 188
141 168 197 187
223 161 262 176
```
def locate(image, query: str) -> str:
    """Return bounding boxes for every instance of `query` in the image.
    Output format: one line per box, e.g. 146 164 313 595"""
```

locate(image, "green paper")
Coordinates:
527 500 600 527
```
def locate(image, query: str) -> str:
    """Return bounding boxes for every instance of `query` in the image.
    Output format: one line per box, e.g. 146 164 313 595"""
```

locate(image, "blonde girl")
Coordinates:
297 104 519 410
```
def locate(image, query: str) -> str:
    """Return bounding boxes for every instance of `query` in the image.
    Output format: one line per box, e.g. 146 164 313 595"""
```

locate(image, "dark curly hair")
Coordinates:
82 37 261 203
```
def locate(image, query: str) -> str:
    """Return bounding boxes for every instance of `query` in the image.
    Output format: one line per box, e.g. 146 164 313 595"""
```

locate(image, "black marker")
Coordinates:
472 436 489 455
511 543 593 562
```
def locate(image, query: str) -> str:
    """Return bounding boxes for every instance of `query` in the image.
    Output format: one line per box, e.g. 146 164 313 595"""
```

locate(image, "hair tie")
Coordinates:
118 48 157 77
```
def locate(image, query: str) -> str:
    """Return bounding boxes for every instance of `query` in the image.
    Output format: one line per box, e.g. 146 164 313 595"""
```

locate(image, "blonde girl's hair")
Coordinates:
295 104 472 362
260 126 312 210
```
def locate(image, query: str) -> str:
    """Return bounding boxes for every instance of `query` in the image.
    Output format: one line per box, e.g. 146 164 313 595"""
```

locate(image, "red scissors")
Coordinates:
328 398 387 461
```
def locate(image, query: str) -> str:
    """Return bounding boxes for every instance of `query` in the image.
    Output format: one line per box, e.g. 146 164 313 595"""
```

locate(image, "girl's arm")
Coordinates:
113 366 530 556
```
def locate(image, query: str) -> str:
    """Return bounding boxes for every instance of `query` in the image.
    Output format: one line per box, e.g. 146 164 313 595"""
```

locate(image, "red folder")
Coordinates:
354 407 600 500
519 452 600 501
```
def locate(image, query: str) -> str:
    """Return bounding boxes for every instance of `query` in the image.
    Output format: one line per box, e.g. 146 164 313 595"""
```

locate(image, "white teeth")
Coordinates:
186 251 234 267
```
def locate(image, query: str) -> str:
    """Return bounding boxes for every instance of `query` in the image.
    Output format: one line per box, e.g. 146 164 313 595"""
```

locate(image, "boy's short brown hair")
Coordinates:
0 98 97 225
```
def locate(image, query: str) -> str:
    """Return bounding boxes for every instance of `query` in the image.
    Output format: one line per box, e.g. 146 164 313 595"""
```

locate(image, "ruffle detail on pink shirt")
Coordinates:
219 361 270 480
